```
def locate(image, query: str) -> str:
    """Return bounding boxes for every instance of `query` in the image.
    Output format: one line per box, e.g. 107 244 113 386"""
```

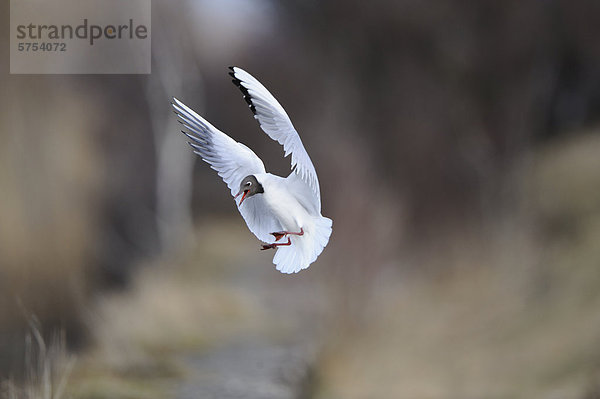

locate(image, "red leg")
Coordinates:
270 228 304 241
261 237 291 250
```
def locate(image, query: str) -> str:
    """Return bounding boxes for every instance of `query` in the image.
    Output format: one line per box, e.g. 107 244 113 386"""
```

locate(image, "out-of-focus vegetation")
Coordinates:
2 0 600 398
317 132 600 398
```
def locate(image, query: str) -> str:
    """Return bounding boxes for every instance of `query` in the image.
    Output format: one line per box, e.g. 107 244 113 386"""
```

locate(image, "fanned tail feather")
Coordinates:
273 216 332 274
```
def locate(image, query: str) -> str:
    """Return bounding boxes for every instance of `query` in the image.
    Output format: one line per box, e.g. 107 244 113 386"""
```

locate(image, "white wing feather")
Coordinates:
229 67 322 213
172 98 281 243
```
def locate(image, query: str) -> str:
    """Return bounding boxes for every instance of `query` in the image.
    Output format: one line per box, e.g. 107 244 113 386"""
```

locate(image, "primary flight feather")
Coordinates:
172 67 332 274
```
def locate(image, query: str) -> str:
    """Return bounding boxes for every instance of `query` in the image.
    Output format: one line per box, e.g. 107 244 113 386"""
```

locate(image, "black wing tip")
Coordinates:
229 70 257 116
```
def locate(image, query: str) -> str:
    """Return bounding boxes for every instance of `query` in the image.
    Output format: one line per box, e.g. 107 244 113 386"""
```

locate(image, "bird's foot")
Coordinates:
260 237 292 250
270 228 304 241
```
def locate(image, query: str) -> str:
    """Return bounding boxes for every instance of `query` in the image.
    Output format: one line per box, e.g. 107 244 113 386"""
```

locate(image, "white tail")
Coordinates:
273 216 332 274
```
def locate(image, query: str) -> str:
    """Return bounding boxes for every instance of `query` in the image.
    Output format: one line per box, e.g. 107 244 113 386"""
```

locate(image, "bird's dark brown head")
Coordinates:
235 175 264 205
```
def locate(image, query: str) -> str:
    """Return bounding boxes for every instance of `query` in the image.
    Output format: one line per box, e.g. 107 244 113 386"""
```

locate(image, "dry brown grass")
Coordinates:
317 266 600 398
64 219 280 398
0 84 104 375
1 320 75 399
314 131 600 399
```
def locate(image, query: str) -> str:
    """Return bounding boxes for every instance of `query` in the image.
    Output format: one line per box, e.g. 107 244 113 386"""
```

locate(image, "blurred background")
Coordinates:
2 0 600 397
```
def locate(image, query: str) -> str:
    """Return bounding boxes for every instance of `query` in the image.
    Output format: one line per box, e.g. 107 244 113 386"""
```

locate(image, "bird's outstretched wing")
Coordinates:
229 67 322 213
172 98 264 196
172 98 281 242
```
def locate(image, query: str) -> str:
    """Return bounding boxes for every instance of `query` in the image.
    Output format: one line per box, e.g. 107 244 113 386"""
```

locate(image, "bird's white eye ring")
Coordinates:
246 181 252 186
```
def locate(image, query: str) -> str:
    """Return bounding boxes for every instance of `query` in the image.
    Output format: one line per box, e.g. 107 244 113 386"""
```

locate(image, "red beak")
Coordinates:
235 190 249 206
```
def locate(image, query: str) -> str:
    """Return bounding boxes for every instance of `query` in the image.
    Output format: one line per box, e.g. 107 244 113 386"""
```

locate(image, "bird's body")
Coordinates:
257 174 305 233
172 67 332 274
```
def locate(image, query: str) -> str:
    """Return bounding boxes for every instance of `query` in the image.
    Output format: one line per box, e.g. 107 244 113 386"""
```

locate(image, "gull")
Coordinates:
172 67 332 274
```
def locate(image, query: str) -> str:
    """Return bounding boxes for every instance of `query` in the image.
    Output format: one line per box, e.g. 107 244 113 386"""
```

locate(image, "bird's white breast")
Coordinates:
257 173 309 232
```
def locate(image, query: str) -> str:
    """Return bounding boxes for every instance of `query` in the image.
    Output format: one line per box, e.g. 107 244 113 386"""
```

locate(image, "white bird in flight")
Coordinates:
172 67 332 274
